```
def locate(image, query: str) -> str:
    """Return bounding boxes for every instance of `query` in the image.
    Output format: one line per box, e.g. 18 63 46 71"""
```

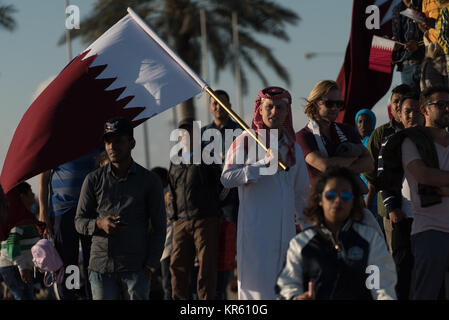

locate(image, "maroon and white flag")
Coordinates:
369 35 396 73
0 8 206 194
336 0 401 125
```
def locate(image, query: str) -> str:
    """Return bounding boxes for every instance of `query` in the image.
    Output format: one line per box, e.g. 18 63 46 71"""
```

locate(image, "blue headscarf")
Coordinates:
355 108 376 146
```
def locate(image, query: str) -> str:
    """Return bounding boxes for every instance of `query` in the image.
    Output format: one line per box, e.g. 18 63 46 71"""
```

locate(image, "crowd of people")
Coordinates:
1 0 449 301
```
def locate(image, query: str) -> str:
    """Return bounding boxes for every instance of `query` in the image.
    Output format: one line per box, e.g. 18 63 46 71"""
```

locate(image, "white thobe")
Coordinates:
221 133 310 300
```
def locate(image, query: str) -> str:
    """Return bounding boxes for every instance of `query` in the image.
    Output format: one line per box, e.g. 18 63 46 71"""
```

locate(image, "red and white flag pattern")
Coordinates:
0 8 206 195
369 35 396 73
0 8 207 240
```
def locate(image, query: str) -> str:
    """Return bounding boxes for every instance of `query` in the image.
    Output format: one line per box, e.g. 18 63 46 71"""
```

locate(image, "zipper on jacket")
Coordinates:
329 231 343 299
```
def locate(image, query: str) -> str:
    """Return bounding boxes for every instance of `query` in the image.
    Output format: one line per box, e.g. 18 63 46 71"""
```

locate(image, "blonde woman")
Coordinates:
296 80 374 187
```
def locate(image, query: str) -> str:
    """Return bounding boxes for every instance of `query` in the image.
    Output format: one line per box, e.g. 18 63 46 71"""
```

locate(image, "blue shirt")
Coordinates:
49 149 101 218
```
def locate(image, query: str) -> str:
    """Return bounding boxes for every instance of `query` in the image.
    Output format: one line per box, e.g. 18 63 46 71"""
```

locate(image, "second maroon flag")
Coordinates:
336 0 401 125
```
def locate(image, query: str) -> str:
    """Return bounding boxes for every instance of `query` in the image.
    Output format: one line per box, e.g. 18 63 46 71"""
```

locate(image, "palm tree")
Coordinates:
60 0 299 120
0 2 17 32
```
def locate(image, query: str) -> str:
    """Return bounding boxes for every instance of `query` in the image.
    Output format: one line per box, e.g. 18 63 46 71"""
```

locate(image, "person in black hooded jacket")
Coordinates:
167 118 223 300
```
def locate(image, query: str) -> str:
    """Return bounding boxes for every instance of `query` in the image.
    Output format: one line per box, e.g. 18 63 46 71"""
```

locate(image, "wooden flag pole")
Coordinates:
205 87 288 171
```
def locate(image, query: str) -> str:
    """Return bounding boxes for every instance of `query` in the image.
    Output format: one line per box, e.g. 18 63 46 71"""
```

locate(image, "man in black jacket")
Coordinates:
168 118 222 300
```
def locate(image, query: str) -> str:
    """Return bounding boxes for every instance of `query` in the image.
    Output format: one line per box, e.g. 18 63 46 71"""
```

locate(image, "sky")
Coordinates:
0 0 402 193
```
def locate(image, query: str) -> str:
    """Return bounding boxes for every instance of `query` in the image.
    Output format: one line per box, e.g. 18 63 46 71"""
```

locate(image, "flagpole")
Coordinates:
127 8 287 170
143 122 150 169
205 87 288 171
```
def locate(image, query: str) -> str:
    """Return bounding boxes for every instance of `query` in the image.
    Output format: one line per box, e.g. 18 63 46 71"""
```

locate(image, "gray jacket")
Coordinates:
75 161 166 273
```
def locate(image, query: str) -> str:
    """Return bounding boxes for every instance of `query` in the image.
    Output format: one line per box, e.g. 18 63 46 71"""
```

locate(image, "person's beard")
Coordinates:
434 113 449 129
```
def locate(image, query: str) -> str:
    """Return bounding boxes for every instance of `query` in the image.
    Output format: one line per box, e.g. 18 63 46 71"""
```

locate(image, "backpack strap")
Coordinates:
43 266 65 287
43 272 53 287
56 267 65 284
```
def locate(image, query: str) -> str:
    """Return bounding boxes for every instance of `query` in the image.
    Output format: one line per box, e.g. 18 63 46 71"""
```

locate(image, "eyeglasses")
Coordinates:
321 99 345 109
427 100 449 110
324 190 353 203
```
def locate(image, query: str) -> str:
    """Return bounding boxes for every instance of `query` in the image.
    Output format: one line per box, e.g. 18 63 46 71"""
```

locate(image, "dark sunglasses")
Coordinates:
427 100 449 110
324 190 353 203
321 99 345 109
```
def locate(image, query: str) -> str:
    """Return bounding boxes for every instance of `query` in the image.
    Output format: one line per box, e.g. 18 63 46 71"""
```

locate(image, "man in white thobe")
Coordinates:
221 86 310 300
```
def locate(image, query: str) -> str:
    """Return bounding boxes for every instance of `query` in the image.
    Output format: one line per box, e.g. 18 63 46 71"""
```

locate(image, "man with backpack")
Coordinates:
75 117 166 300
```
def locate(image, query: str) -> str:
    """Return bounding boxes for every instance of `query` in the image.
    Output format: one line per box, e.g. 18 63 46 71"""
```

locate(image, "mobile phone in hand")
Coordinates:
113 220 128 227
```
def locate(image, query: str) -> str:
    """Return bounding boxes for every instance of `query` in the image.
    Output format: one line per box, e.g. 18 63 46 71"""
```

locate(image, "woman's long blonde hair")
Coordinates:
304 80 340 120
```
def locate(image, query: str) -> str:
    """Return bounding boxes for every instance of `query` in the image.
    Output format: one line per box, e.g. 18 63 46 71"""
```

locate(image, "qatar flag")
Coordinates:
336 0 401 125
0 8 206 239
1 8 206 194
368 36 396 73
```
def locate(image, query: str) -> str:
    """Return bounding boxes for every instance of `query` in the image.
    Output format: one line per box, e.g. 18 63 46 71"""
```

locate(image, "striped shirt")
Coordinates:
48 149 100 218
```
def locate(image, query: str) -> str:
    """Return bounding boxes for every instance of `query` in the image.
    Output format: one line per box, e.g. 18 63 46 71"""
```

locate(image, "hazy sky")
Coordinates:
0 0 401 192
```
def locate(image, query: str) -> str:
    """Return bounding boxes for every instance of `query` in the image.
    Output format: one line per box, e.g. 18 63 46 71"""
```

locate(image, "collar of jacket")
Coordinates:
388 118 403 131
316 219 354 240
106 159 137 177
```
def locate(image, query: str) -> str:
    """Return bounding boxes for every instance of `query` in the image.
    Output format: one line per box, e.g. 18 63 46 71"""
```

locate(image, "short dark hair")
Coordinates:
178 117 195 129
419 86 449 106
151 167 168 188
211 89 230 102
16 182 31 196
391 84 412 98
304 166 364 226
399 91 420 112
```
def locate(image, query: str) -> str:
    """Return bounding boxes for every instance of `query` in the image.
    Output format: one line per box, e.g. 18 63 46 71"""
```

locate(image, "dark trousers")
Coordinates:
411 230 449 300
391 218 414 300
53 208 92 300
170 217 219 300
160 257 172 300
216 270 232 300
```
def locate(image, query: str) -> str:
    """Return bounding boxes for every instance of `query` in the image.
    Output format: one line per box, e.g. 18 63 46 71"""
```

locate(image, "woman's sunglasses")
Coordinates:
321 100 345 109
324 190 353 203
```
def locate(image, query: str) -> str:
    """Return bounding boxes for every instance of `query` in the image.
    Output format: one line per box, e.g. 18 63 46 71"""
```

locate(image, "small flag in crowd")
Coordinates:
0 8 207 240
368 36 396 73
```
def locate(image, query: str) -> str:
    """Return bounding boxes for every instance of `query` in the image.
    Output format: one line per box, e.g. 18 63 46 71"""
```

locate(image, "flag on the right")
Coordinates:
336 0 402 125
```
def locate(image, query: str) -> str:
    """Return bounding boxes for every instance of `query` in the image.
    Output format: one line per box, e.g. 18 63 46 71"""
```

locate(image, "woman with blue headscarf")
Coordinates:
355 109 376 147
355 109 380 224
